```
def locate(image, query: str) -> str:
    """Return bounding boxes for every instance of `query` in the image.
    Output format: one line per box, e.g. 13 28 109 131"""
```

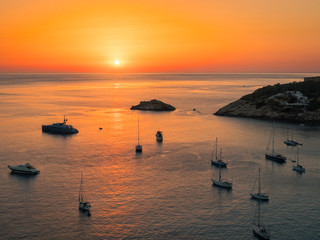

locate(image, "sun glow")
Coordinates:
114 60 120 65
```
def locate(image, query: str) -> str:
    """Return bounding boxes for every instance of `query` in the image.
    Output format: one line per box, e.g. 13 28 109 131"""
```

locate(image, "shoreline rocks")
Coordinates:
131 99 176 111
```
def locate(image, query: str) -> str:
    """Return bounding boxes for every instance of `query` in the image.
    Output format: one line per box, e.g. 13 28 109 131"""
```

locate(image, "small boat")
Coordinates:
292 148 305 173
8 163 40 175
284 139 301 146
253 202 270 240
265 124 286 163
210 138 228 168
211 167 232 189
250 168 269 201
42 116 78 134
284 129 302 146
79 173 91 215
156 131 163 142
135 118 142 153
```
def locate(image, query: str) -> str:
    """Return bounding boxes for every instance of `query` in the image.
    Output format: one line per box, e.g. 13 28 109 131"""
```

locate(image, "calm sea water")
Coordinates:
0 73 320 240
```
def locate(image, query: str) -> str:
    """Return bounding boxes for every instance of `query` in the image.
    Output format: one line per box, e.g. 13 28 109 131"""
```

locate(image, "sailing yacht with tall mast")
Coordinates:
284 129 302 146
135 117 142 153
253 202 271 239
292 147 305 173
79 173 91 215
250 168 269 201
210 137 228 168
211 167 232 189
265 124 286 163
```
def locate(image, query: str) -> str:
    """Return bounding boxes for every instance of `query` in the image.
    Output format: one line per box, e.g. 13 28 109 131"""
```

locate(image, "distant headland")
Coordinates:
214 76 320 123
131 99 176 111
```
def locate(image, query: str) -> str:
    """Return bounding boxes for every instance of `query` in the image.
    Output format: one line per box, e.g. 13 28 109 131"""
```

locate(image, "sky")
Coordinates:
1 0 320 73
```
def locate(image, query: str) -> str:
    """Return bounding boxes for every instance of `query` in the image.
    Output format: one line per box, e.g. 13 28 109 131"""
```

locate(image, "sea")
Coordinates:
0 73 319 240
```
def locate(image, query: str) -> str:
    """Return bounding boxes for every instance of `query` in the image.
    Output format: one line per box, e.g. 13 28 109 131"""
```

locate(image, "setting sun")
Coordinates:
114 60 120 65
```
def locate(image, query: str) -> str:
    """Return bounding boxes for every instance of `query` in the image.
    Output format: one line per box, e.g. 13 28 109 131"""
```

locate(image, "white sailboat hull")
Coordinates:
79 201 91 211
212 179 232 189
253 224 270 240
293 165 305 173
211 160 228 168
250 193 269 201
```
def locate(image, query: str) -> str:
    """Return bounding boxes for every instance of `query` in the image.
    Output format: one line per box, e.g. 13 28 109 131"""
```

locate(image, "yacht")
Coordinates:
210 138 228 168
211 167 232 189
250 168 269 201
8 163 40 175
42 116 78 134
253 202 270 239
135 118 142 153
292 148 305 173
284 129 302 146
265 124 286 163
156 131 163 142
79 173 91 216
284 139 301 146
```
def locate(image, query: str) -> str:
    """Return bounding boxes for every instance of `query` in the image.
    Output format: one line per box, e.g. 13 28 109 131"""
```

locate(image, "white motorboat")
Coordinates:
211 167 232 189
250 168 269 201
156 131 163 142
79 173 91 214
8 163 40 175
42 116 78 134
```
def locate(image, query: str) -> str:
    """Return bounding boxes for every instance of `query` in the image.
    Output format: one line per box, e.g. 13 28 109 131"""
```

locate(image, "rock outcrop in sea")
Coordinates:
131 99 176 111
214 78 320 123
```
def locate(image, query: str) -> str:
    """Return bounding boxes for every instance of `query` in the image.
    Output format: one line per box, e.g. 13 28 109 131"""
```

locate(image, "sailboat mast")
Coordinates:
138 117 140 145
79 173 83 201
257 202 261 227
272 124 275 154
215 137 218 160
210 140 215 161
258 168 261 195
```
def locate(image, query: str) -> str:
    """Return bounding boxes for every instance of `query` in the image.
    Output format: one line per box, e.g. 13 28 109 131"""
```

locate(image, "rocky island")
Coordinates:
215 77 320 123
131 99 176 111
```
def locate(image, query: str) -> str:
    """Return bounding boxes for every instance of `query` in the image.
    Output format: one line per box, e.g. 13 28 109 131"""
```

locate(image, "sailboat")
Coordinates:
284 129 302 146
79 173 91 215
135 118 142 152
265 124 286 163
210 137 228 168
211 167 232 189
253 202 271 240
292 147 305 173
250 168 269 201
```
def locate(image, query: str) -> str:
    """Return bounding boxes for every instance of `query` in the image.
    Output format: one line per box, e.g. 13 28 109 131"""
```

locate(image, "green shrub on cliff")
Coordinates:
241 80 320 101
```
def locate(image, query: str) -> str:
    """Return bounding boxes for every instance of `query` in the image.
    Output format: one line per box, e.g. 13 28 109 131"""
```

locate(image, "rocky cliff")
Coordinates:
131 99 176 111
214 80 320 123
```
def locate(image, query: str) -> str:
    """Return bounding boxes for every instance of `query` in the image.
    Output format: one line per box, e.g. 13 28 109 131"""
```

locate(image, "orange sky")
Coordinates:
1 0 320 73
